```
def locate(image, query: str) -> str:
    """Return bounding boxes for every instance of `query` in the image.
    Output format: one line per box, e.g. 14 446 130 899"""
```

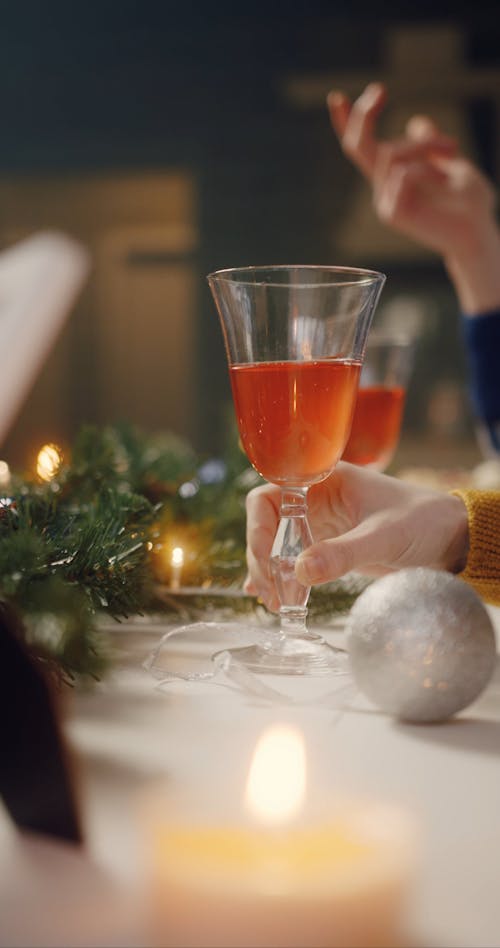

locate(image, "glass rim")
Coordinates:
207 264 386 289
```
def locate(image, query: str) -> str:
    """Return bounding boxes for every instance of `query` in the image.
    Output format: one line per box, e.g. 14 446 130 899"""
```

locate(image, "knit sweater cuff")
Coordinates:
451 489 500 606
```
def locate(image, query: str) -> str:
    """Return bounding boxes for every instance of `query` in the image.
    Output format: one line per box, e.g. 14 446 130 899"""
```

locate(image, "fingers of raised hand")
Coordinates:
326 90 351 137
405 114 458 156
329 82 387 179
374 151 447 225
374 137 453 190
406 114 440 141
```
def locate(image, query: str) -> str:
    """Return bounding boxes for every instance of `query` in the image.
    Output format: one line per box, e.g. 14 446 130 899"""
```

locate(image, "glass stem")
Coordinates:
270 487 318 643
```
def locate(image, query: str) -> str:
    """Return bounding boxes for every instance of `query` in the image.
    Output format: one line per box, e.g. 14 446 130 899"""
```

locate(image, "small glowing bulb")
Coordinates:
0 460 10 488
244 725 306 826
36 444 62 481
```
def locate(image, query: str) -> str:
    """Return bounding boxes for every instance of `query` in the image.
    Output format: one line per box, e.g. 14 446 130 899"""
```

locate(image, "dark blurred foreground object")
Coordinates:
0 602 82 842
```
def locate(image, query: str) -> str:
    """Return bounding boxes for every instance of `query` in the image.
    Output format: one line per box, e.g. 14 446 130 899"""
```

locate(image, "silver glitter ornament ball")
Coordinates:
347 568 497 723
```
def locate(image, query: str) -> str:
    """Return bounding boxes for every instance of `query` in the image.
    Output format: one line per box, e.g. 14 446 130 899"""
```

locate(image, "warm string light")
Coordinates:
36 443 63 481
0 460 10 488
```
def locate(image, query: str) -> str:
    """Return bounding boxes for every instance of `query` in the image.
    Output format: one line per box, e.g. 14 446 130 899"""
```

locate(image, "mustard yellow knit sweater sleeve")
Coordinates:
451 489 500 605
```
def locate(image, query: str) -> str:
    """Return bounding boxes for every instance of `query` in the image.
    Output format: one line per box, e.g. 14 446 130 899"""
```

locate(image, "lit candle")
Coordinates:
145 725 417 948
169 546 184 591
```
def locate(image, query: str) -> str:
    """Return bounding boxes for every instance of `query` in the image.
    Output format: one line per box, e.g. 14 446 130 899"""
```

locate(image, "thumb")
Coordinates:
296 514 406 584
405 114 457 153
406 114 440 142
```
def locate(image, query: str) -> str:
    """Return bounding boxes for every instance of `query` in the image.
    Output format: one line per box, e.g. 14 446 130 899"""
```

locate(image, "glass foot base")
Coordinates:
214 638 348 677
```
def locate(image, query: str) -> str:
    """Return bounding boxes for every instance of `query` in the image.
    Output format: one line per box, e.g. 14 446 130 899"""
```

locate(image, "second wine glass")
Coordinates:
342 332 415 471
208 265 385 676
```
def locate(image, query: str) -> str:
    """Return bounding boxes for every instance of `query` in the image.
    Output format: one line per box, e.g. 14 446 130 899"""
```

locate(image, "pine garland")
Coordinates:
0 424 362 685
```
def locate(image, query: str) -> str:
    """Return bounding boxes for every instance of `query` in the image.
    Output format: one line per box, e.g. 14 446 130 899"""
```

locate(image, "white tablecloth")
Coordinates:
2 610 500 948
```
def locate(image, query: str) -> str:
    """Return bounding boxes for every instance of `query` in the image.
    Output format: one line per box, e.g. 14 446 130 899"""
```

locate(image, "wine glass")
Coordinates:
341 332 415 471
207 265 385 676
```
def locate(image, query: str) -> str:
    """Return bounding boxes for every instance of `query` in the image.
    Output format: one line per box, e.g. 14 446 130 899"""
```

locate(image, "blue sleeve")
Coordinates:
462 309 500 451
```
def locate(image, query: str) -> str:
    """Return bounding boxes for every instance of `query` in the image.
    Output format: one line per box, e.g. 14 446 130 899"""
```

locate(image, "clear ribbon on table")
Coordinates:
143 621 357 708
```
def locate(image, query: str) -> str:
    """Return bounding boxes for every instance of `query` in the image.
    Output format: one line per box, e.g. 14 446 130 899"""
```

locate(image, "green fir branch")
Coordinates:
0 423 362 685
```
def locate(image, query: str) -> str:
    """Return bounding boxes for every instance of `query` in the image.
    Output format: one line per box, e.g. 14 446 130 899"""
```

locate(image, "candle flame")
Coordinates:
36 444 62 481
171 546 184 568
244 725 306 825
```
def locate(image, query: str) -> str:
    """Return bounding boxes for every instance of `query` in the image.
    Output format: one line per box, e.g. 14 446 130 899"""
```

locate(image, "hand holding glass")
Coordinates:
208 266 385 676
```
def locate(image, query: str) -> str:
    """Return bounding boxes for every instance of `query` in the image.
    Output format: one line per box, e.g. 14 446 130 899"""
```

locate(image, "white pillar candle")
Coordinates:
145 726 417 948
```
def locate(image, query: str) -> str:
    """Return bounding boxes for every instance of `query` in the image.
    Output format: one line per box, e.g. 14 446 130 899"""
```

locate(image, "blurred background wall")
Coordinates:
0 0 498 471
